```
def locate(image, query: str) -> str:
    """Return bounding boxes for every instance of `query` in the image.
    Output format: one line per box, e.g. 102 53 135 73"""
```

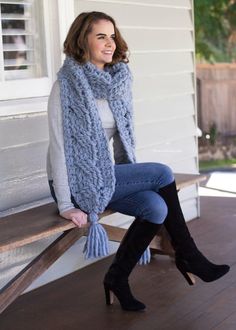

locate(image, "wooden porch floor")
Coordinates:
1 195 236 330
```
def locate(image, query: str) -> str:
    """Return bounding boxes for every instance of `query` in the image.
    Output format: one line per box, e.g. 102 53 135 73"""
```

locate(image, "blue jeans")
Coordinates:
106 162 174 224
49 162 174 224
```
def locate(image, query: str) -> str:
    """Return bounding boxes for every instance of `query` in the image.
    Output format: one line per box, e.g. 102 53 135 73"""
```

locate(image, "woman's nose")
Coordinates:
105 37 112 46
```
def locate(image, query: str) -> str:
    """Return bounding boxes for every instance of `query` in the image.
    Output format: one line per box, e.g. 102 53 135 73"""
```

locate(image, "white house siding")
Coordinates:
0 1 61 290
0 111 50 215
0 0 199 291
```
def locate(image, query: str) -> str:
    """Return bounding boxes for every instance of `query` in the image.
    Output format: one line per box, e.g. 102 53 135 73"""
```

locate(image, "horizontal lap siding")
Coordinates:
78 1 192 28
137 136 197 163
131 52 194 75
0 113 48 148
2 142 47 181
114 0 191 7
134 73 194 99
0 113 50 215
0 112 53 289
135 94 195 121
123 30 193 51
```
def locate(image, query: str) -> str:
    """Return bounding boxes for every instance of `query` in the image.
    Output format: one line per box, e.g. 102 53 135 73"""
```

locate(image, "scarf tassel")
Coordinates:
138 247 151 265
83 213 151 264
83 213 109 259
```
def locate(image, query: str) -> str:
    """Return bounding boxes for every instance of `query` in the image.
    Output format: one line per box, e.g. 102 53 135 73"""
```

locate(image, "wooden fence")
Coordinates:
197 63 236 136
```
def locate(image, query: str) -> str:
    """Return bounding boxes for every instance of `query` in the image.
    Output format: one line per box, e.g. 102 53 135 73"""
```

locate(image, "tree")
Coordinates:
194 0 236 62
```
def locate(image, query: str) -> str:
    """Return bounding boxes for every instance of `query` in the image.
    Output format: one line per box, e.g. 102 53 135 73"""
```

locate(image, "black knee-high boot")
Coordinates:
158 181 230 285
103 218 162 311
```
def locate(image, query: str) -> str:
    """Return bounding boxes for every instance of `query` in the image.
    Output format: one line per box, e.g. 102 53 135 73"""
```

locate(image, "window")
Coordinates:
0 0 46 81
0 0 47 81
0 0 54 102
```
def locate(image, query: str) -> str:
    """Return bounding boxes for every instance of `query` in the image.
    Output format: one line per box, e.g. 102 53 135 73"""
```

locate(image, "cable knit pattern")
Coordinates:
57 57 136 259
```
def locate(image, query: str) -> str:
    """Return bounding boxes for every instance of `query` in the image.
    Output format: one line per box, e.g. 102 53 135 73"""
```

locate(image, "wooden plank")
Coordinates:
174 173 206 190
124 0 191 7
134 74 194 101
136 117 196 148
0 114 48 149
104 224 175 256
0 204 74 253
1 141 48 182
77 1 193 29
0 205 112 253
137 137 197 164
103 224 126 242
197 64 236 135
0 227 86 314
123 29 193 52
104 223 160 250
134 94 195 124
172 157 198 173
0 174 49 214
0 174 205 253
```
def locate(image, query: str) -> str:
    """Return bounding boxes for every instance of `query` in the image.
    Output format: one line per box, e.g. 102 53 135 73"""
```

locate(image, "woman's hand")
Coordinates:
60 208 88 228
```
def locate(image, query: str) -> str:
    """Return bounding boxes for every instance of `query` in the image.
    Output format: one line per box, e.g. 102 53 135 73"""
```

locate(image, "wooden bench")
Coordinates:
0 173 206 314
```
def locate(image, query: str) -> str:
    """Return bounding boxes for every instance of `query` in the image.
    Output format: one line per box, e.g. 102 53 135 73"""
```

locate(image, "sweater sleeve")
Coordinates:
47 81 75 214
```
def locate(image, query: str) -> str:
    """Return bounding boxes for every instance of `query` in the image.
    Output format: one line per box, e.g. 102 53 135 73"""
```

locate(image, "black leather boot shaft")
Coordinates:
158 181 197 256
108 218 162 278
159 181 230 283
103 218 162 311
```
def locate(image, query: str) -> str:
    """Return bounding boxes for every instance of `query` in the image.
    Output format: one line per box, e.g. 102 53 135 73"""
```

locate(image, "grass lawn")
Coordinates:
199 158 236 171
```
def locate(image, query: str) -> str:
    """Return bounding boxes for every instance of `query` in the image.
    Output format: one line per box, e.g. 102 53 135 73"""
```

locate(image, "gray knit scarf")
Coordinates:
57 57 139 260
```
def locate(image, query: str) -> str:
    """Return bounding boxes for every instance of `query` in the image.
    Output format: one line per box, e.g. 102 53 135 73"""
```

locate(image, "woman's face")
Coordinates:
87 19 116 70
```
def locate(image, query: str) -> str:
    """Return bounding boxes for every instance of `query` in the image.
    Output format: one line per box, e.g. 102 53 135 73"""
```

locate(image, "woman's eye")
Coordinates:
97 36 115 41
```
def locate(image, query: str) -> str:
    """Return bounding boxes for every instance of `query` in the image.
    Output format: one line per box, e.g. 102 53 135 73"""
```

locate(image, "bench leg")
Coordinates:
150 227 175 257
103 224 174 257
0 228 86 314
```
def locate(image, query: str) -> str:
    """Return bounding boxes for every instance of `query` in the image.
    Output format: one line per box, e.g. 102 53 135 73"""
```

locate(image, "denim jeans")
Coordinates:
49 162 174 224
106 162 174 224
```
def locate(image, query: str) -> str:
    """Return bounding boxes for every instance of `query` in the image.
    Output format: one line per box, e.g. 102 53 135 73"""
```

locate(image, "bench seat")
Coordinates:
0 173 206 313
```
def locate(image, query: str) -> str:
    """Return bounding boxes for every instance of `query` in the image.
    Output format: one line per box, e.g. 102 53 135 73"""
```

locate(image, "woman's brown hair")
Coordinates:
63 11 129 65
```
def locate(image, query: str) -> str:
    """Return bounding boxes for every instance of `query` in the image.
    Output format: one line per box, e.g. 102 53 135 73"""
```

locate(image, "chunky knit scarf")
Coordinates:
58 57 150 264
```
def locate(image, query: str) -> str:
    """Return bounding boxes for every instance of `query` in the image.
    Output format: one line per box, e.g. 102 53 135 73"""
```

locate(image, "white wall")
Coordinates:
0 0 62 217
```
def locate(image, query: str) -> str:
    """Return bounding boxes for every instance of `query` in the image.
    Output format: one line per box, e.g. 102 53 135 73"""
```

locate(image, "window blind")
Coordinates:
0 0 46 80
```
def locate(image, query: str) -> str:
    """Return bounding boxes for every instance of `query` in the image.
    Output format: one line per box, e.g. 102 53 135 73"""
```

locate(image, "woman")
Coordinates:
47 11 229 312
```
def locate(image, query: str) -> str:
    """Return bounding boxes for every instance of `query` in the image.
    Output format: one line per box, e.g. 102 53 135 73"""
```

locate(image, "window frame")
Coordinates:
0 0 60 114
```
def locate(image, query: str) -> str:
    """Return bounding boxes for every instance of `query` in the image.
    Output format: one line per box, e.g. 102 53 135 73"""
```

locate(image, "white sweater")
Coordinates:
47 81 124 214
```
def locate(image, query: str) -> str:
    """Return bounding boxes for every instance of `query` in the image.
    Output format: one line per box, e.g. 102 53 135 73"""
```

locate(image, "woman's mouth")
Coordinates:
102 50 113 55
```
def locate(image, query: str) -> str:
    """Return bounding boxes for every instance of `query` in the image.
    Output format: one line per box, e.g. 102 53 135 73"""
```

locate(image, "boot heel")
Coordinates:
176 260 196 285
104 284 114 305
181 270 196 285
